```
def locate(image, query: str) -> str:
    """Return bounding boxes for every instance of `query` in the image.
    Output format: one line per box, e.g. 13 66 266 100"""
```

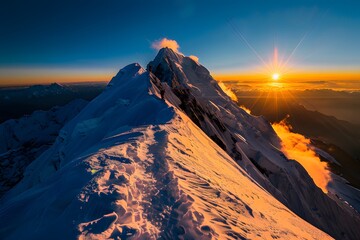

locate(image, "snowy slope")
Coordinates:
0 64 330 239
148 48 360 239
0 99 87 197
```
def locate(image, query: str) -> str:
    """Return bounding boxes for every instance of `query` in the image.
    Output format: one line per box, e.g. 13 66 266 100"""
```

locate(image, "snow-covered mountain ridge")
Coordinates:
0 99 88 197
148 48 360 239
0 49 359 239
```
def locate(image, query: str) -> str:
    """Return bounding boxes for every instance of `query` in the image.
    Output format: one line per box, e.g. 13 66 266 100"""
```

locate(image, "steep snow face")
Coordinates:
0 63 330 239
0 99 87 197
148 47 360 239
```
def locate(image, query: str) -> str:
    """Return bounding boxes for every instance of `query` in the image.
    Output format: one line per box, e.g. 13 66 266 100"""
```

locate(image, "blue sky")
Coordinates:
1 0 360 84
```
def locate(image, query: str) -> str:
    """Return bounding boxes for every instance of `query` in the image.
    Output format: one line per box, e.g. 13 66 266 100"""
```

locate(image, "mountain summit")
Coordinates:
0 48 359 239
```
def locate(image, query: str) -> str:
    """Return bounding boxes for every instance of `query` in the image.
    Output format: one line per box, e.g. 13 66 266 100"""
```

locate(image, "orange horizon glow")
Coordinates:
0 76 110 87
213 70 360 82
1 70 359 90
0 68 114 87
0 76 111 87
1 61 360 89
213 70 360 90
213 46 360 90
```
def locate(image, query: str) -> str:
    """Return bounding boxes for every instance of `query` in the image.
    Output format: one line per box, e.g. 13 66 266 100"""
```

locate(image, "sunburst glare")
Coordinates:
272 73 280 80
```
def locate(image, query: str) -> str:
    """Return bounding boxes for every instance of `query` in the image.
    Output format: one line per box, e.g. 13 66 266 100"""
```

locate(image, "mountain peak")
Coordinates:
148 47 221 99
115 63 144 77
152 47 184 66
110 63 146 86
158 47 182 56
49 82 63 88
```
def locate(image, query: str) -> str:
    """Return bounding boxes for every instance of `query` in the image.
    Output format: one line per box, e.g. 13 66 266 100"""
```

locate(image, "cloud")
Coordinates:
218 82 238 102
188 55 199 63
151 38 180 52
151 39 199 65
272 119 331 193
239 105 251 114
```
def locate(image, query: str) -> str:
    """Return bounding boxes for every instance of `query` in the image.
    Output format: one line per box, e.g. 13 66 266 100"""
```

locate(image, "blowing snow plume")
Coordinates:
218 82 238 102
151 38 180 52
239 105 251 114
272 119 331 193
151 38 200 63
188 55 199 63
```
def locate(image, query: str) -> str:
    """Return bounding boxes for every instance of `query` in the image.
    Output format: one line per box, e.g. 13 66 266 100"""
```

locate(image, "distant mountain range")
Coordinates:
0 99 87 197
0 82 106 123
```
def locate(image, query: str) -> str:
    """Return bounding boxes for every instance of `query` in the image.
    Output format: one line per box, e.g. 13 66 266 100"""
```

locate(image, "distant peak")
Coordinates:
109 63 146 86
49 83 63 88
119 62 142 71
115 63 145 77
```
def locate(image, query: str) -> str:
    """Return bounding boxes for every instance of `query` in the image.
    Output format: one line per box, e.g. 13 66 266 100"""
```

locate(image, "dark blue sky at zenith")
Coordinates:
0 0 360 83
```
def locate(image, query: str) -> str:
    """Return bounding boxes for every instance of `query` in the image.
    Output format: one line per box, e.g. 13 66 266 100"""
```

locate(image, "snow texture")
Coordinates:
0 62 331 239
148 48 360 239
0 99 87 197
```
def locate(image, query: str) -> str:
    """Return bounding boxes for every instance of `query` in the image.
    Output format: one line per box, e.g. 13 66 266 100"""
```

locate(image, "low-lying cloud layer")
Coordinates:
272 119 331 193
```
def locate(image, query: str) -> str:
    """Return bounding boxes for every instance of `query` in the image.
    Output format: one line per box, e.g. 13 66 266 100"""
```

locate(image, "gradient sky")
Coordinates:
1 0 360 86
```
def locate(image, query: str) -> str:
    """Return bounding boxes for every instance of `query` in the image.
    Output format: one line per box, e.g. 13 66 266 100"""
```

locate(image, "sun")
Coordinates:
272 73 280 80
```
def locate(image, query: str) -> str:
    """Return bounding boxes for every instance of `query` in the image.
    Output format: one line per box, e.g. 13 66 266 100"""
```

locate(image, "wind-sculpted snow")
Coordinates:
0 63 330 239
0 99 87 197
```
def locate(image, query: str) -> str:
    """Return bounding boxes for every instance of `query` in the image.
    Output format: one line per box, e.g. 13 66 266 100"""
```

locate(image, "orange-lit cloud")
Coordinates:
188 55 199 63
151 38 180 52
218 82 238 101
239 105 251 114
272 119 331 193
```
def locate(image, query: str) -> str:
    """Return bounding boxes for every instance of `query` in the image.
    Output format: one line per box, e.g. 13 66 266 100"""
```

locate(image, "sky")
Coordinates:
1 0 360 86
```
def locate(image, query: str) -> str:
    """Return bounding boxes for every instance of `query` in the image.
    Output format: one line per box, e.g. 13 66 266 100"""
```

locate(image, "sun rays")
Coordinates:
227 19 312 90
